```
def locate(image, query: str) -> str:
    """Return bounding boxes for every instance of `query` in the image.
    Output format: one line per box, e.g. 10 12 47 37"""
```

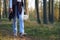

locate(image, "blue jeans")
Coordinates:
12 5 24 36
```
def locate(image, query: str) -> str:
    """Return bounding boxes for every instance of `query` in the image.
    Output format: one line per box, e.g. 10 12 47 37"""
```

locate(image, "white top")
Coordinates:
17 0 24 3
17 0 21 2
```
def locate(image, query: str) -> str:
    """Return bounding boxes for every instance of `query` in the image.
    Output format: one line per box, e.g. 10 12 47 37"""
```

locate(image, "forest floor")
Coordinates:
0 19 60 40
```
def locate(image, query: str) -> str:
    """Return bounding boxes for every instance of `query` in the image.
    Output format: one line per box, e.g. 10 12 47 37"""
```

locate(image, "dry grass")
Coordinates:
0 19 60 40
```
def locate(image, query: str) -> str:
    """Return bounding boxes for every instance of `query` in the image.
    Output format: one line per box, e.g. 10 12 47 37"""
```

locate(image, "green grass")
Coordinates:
25 21 60 36
0 19 60 40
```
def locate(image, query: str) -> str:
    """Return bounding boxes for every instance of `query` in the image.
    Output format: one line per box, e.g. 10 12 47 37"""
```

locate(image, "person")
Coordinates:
9 0 26 37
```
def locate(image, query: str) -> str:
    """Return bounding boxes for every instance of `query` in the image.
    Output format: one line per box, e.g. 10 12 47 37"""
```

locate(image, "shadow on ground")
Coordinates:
0 27 33 40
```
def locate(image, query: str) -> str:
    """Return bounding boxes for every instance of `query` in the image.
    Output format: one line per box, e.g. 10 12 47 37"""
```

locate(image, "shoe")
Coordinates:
20 33 27 38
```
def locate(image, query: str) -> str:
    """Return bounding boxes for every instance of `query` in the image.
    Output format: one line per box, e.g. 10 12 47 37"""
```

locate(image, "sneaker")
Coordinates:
20 33 27 37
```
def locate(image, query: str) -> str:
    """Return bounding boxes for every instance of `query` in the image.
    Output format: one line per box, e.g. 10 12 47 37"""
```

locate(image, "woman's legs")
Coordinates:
13 17 17 36
19 15 24 34
19 7 24 34
12 5 17 36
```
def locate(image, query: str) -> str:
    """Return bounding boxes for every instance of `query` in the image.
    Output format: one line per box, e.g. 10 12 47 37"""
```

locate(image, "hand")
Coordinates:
9 8 13 13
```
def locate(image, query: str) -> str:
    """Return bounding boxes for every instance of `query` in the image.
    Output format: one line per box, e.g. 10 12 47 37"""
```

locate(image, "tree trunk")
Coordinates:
43 0 48 24
0 0 3 19
0 0 1 19
59 1 60 21
49 0 54 23
35 0 41 24
24 0 29 15
4 0 7 18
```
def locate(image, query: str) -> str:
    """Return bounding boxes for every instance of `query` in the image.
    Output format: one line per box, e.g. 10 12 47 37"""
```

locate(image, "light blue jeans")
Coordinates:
12 5 24 36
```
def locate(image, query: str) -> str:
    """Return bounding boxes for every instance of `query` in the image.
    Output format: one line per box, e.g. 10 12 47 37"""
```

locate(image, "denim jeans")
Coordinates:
12 5 24 36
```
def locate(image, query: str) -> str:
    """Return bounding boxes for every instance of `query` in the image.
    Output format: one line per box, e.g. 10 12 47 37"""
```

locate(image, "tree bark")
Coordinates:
43 0 48 24
4 0 7 18
59 1 60 21
0 0 1 19
35 0 41 24
24 0 29 15
49 0 54 23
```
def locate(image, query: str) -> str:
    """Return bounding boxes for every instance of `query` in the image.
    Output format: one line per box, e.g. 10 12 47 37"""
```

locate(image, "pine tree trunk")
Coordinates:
35 0 41 24
0 0 3 19
4 0 7 18
49 0 54 23
59 1 60 21
24 0 29 15
43 0 48 24
0 0 1 19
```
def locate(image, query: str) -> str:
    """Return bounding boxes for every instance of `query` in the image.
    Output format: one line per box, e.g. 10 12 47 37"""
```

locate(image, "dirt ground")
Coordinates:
0 36 33 40
0 20 37 40
0 29 33 40
1 20 60 40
